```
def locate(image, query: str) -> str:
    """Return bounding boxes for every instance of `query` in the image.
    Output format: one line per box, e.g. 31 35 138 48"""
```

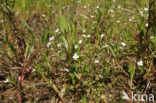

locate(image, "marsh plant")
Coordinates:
0 0 155 102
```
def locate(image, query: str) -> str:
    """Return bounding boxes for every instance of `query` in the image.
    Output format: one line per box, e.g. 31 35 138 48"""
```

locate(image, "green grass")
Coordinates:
0 0 155 102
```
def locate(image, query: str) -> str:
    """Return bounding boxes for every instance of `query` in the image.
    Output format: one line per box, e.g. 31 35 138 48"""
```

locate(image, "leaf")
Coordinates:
81 96 87 103
8 42 17 55
24 41 30 58
58 15 70 34
129 64 135 81
62 36 68 49
40 28 49 44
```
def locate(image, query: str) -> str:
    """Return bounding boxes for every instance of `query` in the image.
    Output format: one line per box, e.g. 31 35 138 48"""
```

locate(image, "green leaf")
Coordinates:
62 36 68 49
24 41 30 58
81 96 87 103
8 42 17 55
58 15 70 34
129 64 135 81
41 28 49 44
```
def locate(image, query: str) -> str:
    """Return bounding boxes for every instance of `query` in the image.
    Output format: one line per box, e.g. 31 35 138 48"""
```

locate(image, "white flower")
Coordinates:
109 94 112 98
82 34 86 37
49 36 55 41
147 14 149 17
129 19 132 22
120 47 123 49
150 36 154 39
67 5 70 8
110 9 114 13
82 29 86 33
96 5 100 9
4 79 9 83
47 42 52 47
32 68 36 72
42 14 46 17
87 34 91 38
121 42 126 46
113 0 116 2
103 45 109 48
74 45 79 49
90 15 94 18
145 23 148 27
55 28 59 33
144 8 148 11
57 43 62 47
101 34 105 38
118 5 121 9
131 16 135 19
64 68 69 72
79 40 83 44
84 5 87 8
78 0 81 3
72 53 79 60
140 11 143 15
94 60 99 64
116 20 120 23
137 60 143 66
10 96 13 99
57 50 62 54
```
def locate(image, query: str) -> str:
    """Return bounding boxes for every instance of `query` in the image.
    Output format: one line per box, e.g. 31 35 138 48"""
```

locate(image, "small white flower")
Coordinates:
96 5 100 9
118 5 121 9
137 60 143 66
78 0 81 3
64 68 69 72
116 20 120 23
120 47 123 49
140 11 143 15
10 96 13 99
131 16 135 19
79 40 83 44
72 53 79 60
42 14 46 17
74 45 79 49
113 0 116 2
47 42 52 47
84 5 87 8
4 79 9 83
57 43 62 47
109 94 112 98
150 36 154 39
103 45 109 48
112 15 114 17
90 15 94 18
145 23 148 27
147 14 149 17
110 9 114 13
144 8 148 11
57 50 62 54
49 36 55 41
32 68 36 72
87 34 91 38
101 34 105 38
129 19 132 22
121 42 126 46
55 28 59 33
67 5 70 8
82 29 86 33
94 60 99 64
82 34 86 37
